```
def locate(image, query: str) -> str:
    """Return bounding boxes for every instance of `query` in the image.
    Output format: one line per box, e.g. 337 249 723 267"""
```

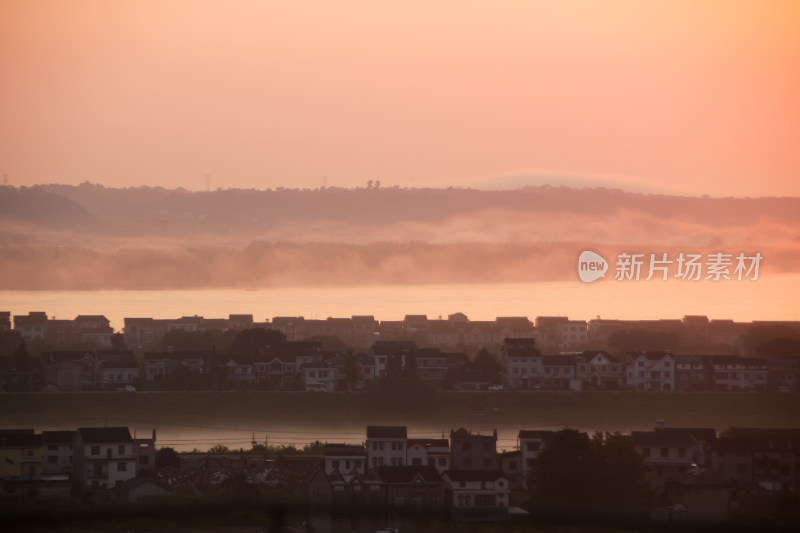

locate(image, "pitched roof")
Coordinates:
654 427 717 442
366 425 407 439
444 469 506 482
324 444 366 456
407 438 449 448
43 430 76 444
451 428 496 441
374 465 441 484
518 430 554 439
77 427 132 443
631 430 693 447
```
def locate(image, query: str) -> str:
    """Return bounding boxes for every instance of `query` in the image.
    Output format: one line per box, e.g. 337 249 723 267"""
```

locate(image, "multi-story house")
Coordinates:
450 428 497 471
42 430 75 475
575 350 624 389
711 356 768 391
626 351 675 391
0 429 42 480
323 444 366 477
631 430 696 484
366 426 408 468
674 355 712 391
13 312 48 340
406 438 450 473
99 362 140 391
766 357 799 392
40 350 96 391
441 469 510 520
541 355 576 390
517 430 556 485
73 427 138 490
143 350 208 383
301 363 337 392
501 338 542 390
559 320 588 350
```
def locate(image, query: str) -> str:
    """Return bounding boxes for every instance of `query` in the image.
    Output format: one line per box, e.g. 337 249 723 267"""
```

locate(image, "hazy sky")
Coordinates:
2 1 798 196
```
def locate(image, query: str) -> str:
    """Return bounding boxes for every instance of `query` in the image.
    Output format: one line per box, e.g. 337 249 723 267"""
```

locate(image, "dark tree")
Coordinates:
0 330 24 358
111 332 127 350
470 348 501 384
531 429 650 513
227 328 286 358
403 351 418 381
12 341 32 372
343 351 359 390
155 447 181 469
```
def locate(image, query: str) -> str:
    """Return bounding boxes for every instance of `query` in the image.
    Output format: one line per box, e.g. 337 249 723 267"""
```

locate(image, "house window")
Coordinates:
661 447 669 457
332 460 339 469
47 445 58 451
117 462 127 472
509 461 517 470
483 442 492 451
47 456 58 464
678 448 686 458
118 445 125 455
483 458 493 467
464 458 472 466
462 442 471 452
91 446 100 455
438 458 446 466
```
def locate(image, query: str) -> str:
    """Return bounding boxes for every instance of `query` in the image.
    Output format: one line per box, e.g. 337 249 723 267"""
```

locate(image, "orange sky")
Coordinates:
1 1 798 196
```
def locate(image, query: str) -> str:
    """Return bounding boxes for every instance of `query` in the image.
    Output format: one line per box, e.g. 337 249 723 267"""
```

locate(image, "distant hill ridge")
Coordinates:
2 184 799 236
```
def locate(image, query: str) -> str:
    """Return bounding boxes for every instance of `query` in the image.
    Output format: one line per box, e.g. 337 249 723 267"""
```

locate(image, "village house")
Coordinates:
631 429 697 484
40 350 96 391
501 338 542 390
517 430 556 486
498 450 524 489
626 351 675 391
450 428 498 471
302 363 337 392
72 427 139 490
406 438 450 473
323 444 366 477
143 350 208 383
575 350 624 389
13 312 48 341
0 429 43 480
541 354 577 390
42 430 75 476
367 426 408 468
674 355 712 392
711 356 768 392
441 469 510 521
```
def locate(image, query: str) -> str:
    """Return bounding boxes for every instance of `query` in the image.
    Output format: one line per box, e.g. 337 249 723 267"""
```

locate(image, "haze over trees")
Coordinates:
1 184 798 290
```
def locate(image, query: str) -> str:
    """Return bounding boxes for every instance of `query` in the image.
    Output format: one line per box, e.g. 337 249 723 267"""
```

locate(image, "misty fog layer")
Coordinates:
1 185 799 289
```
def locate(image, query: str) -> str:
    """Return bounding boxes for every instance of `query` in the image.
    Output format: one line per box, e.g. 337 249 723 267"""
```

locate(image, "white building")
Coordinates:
366 426 407 468
626 352 675 391
73 427 138 490
406 438 450 473
442 470 510 520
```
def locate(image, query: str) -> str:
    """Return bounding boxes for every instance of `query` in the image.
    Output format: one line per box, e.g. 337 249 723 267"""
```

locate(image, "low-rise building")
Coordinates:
367 426 408 468
441 469 509 521
450 428 497 471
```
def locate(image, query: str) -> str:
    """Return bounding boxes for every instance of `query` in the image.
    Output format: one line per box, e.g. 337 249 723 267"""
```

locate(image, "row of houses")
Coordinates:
11 311 798 354
501 339 799 392
0 426 156 501
8 312 115 348
312 423 800 529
